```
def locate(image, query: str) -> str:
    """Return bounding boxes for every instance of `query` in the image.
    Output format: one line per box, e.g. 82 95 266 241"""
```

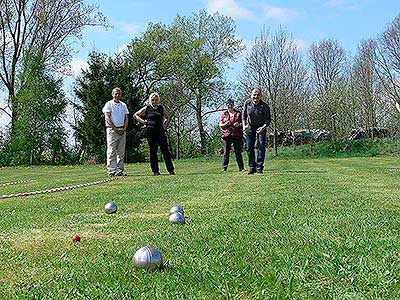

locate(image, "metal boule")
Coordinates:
104 201 117 214
170 205 184 215
169 212 185 224
133 246 163 271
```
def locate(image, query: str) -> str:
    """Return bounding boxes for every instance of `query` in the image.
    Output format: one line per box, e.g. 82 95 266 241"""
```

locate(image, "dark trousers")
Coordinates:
146 127 174 173
222 137 244 170
245 127 266 171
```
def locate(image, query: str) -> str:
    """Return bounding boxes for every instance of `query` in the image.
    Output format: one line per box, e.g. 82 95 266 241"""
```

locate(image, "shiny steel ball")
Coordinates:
104 201 117 214
170 205 184 215
169 212 185 224
133 246 163 271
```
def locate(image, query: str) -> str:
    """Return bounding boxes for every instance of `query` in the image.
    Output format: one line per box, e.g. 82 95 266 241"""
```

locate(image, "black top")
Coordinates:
145 105 164 129
242 99 271 128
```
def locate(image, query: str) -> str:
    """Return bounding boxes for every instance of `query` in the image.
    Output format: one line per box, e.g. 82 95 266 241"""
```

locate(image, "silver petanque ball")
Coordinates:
133 246 163 271
104 201 117 214
170 205 184 215
169 212 185 224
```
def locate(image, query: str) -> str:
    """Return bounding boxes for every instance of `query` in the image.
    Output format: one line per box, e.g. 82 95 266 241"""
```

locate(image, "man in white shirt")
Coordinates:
102 87 129 176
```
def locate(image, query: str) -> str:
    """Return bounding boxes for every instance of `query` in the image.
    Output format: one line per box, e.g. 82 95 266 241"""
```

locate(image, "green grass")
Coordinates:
0 156 399 299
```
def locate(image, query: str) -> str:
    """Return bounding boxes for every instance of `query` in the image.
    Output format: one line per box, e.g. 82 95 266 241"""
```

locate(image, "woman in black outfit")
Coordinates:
134 93 175 175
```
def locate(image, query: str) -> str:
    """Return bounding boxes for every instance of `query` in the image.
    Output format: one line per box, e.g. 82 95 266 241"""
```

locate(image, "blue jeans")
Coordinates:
245 127 266 171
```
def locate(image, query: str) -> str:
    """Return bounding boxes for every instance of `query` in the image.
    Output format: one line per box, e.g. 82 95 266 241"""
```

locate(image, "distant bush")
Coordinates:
268 138 400 159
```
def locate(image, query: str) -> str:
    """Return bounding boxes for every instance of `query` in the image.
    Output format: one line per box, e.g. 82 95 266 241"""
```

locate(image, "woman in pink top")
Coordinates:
219 99 244 172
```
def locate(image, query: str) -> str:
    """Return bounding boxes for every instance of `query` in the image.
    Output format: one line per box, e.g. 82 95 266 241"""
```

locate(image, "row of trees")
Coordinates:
73 11 243 162
0 1 399 165
240 17 400 154
0 0 106 165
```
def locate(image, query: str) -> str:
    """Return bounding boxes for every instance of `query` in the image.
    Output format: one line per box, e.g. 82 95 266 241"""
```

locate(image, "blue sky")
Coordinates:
70 0 399 78
1 0 399 127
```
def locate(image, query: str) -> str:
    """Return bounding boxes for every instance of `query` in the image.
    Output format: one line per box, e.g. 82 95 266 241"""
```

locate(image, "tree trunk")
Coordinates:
272 109 279 156
273 127 278 156
9 88 17 131
176 131 180 159
195 108 207 155
176 113 181 159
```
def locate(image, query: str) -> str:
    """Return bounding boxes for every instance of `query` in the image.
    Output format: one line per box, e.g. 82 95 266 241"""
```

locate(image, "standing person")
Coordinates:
134 92 175 176
219 99 245 172
102 87 129 176
242 88 271 174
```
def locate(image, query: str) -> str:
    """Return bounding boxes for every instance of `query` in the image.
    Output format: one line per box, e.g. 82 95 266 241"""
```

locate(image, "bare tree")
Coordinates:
308 39 351 138
0 0 106 127
309 39 347 94
374 14 400 114
241 27 307 155
352 39 381 136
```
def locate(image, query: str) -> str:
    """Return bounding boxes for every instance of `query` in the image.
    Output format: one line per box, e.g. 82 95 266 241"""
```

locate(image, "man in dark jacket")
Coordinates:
242 88 271 174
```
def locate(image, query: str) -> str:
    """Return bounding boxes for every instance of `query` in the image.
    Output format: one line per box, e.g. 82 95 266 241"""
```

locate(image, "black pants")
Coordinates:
222 137 244 170
146 127 174 173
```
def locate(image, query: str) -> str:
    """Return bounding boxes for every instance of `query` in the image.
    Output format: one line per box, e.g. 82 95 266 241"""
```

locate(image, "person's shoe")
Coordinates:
153 171 161 176
247 169 256 175
169 171 176 175
116 171 128 176
222 166 227 172
239 168 246 172
108 172 116 177
256 169 264 174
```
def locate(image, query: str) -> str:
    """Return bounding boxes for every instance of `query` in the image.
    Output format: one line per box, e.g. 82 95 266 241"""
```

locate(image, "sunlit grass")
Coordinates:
0 156 399 299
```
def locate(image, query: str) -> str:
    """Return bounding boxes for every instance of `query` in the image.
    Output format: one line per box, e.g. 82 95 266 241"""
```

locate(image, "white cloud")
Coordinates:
206 0 252 19
262 4 294 23
242 39 254 52
325 0 359 9
119 22 142 34
70 58 88 76
206 1 297 24
117 43 129 54
294 38 306 50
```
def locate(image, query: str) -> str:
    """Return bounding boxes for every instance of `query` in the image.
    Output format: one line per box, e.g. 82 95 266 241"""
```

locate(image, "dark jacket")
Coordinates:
242 99 271 128
220 109 243 139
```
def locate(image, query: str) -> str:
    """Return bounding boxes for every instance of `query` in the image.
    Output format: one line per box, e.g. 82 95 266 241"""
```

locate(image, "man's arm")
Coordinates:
264 103 271 127
123 113 129 131
242 100 248 129
105 112 117 130
105 112 124 135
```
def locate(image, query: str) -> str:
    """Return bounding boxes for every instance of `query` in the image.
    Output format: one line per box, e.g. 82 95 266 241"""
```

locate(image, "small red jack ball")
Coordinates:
72 234 81 242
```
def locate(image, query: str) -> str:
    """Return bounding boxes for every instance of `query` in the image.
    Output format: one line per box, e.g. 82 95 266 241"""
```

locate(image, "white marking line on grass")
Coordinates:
389 168 400 173
0 177 125 199
0 180 34 187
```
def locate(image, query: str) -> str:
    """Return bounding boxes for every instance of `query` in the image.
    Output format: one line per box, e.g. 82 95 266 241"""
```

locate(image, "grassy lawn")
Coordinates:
0 156 399 299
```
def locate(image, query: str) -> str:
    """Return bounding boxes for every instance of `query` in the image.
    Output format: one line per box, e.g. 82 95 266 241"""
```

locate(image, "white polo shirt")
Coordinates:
102 100 129 127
